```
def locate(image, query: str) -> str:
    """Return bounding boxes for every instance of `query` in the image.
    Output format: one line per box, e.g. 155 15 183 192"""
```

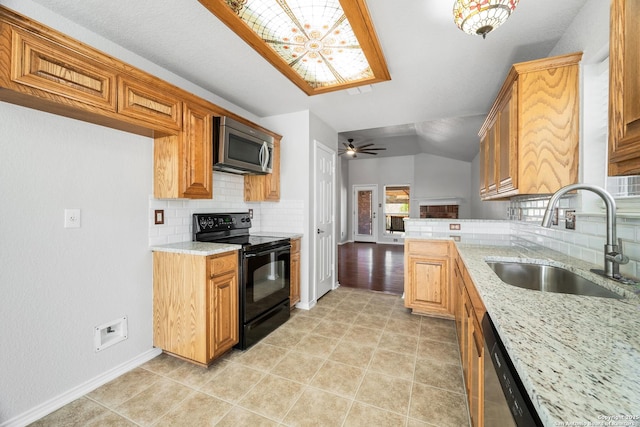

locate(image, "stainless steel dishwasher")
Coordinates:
482 314 542 427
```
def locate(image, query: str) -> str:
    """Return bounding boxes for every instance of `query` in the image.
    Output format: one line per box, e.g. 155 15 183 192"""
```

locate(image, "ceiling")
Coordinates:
27 0 591 162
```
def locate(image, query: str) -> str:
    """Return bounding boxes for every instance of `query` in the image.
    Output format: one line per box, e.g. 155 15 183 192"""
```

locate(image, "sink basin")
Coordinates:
486 261 623 299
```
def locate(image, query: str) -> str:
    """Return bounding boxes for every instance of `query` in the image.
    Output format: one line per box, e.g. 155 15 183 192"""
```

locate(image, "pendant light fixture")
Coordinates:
453 0 519 39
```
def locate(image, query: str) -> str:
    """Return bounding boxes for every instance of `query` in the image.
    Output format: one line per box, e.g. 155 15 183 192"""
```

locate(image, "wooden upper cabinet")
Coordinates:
609 0 640 175
479 52 581 200
117 76 182 131
4 25 117 112
497 81 517 194
181 102 212 199
244 136 281 202
479 135 488 197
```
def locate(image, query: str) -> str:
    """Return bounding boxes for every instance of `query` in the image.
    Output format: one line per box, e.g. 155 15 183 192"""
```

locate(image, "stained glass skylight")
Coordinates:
198 0 390 95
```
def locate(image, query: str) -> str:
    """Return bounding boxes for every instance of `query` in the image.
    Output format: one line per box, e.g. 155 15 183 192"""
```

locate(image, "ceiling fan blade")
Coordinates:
342 142 351 149
357 143 375 149
360 152 379 155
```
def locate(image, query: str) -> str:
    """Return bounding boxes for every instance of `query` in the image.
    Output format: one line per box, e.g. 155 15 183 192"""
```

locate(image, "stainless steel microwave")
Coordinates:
213 116 273 175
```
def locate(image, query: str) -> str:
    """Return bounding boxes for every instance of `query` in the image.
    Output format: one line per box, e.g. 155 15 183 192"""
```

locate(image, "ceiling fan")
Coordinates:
338 138 387 158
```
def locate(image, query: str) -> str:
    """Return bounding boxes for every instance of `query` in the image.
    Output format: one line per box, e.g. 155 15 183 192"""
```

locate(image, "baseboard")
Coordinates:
1 348 162 427
295 299 317 310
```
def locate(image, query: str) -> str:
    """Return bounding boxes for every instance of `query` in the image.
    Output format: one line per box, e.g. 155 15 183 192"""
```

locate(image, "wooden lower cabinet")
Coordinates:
404 239 451 317
454 252 486 427
153 250 238 365
290 237 301 307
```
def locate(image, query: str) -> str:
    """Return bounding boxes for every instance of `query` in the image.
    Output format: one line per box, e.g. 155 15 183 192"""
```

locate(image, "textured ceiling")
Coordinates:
23 0 593 161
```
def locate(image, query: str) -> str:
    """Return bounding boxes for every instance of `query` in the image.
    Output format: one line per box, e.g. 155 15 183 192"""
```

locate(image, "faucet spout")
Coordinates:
541 184 628 279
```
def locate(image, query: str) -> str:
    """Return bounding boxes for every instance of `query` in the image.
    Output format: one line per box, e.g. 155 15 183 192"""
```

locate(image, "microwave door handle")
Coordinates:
260 141 270 172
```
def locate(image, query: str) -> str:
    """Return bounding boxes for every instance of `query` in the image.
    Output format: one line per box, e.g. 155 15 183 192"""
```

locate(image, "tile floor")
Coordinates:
31 288 470 427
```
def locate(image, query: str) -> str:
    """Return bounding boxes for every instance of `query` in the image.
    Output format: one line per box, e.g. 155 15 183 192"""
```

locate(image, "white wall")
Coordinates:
260 111 312 307
346 153 475 242
412 153 472 219
0 103 154 423
347 155 414 243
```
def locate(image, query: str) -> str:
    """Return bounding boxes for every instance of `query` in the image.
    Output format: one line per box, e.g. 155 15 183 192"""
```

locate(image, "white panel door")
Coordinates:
353 185 378 243
315 142 335 300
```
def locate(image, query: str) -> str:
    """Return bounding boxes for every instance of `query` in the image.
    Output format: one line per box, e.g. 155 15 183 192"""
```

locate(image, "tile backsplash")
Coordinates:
149 171 304 246
405 194 640 280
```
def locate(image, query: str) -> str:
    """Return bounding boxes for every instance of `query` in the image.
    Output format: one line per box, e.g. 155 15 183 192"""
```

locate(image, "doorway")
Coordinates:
353 185 378 242
337 242 404 295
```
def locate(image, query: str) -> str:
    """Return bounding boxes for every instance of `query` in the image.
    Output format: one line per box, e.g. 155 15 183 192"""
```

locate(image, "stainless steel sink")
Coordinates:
486 261 623 299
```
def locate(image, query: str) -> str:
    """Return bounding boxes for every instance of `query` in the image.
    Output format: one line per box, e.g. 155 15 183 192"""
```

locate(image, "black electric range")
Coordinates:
193 212 291 349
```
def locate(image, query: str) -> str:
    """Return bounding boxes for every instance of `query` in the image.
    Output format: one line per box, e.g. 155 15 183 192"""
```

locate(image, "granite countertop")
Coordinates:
150 233 302 256
251 231 303 239
408 236 640 426
150 241 241 256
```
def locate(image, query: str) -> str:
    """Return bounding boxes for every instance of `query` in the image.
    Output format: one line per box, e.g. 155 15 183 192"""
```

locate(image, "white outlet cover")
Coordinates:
64 208 81 228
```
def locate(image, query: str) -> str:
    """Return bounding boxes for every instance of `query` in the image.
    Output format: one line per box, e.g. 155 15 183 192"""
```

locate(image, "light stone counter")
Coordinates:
251 232 303 239
408 235 640 426
150 241 241 256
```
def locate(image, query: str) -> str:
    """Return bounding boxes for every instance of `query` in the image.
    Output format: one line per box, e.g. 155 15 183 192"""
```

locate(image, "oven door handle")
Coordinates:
244 245 291 258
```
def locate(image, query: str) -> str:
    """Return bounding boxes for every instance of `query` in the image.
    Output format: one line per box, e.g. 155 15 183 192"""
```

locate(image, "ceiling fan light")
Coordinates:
453 0 519 39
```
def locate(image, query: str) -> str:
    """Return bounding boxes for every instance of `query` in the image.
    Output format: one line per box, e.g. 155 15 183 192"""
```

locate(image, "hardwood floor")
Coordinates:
337 242 404 295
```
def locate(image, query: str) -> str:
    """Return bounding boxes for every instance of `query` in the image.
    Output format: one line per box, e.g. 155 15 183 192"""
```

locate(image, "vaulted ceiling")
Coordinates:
24 0 593 161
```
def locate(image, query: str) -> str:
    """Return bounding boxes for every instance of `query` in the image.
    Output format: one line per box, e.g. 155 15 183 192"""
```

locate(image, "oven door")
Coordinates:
243 244 290 322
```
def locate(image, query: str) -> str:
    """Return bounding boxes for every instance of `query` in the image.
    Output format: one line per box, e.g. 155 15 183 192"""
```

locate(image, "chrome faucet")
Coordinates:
541 184 629 279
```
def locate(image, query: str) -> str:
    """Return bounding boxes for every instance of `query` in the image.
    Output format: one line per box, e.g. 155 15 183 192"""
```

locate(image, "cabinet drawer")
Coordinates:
209 252 238 276
117 76 182 130
10 27 117 111
291 238 300 253
406 239 450 257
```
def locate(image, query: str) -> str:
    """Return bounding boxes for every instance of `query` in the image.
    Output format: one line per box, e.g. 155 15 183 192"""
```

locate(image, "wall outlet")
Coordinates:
64 208 81 228
449 223 461 231
94 316 128 352
154 209 164 225
565 210 576 230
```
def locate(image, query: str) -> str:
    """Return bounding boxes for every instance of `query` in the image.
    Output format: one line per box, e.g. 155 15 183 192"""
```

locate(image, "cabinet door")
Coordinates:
181 102 213 199
518 62 579 194
405 254 449 315
609 0 640 175
461 290 471 396
486 124 497 196
209 270 238 359
497 82 517 195
453 262 464 352
404 240 451 316
117 76 181 131
8 26 117 112
469 314 484 427
479 134 488 198
290 238 301 307
244 137 281 201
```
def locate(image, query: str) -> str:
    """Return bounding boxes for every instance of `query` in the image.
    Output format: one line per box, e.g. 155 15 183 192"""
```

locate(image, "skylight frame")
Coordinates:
198 0 391 95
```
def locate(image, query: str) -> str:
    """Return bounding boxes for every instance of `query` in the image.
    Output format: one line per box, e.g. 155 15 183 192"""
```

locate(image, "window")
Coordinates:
384 185 410 233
